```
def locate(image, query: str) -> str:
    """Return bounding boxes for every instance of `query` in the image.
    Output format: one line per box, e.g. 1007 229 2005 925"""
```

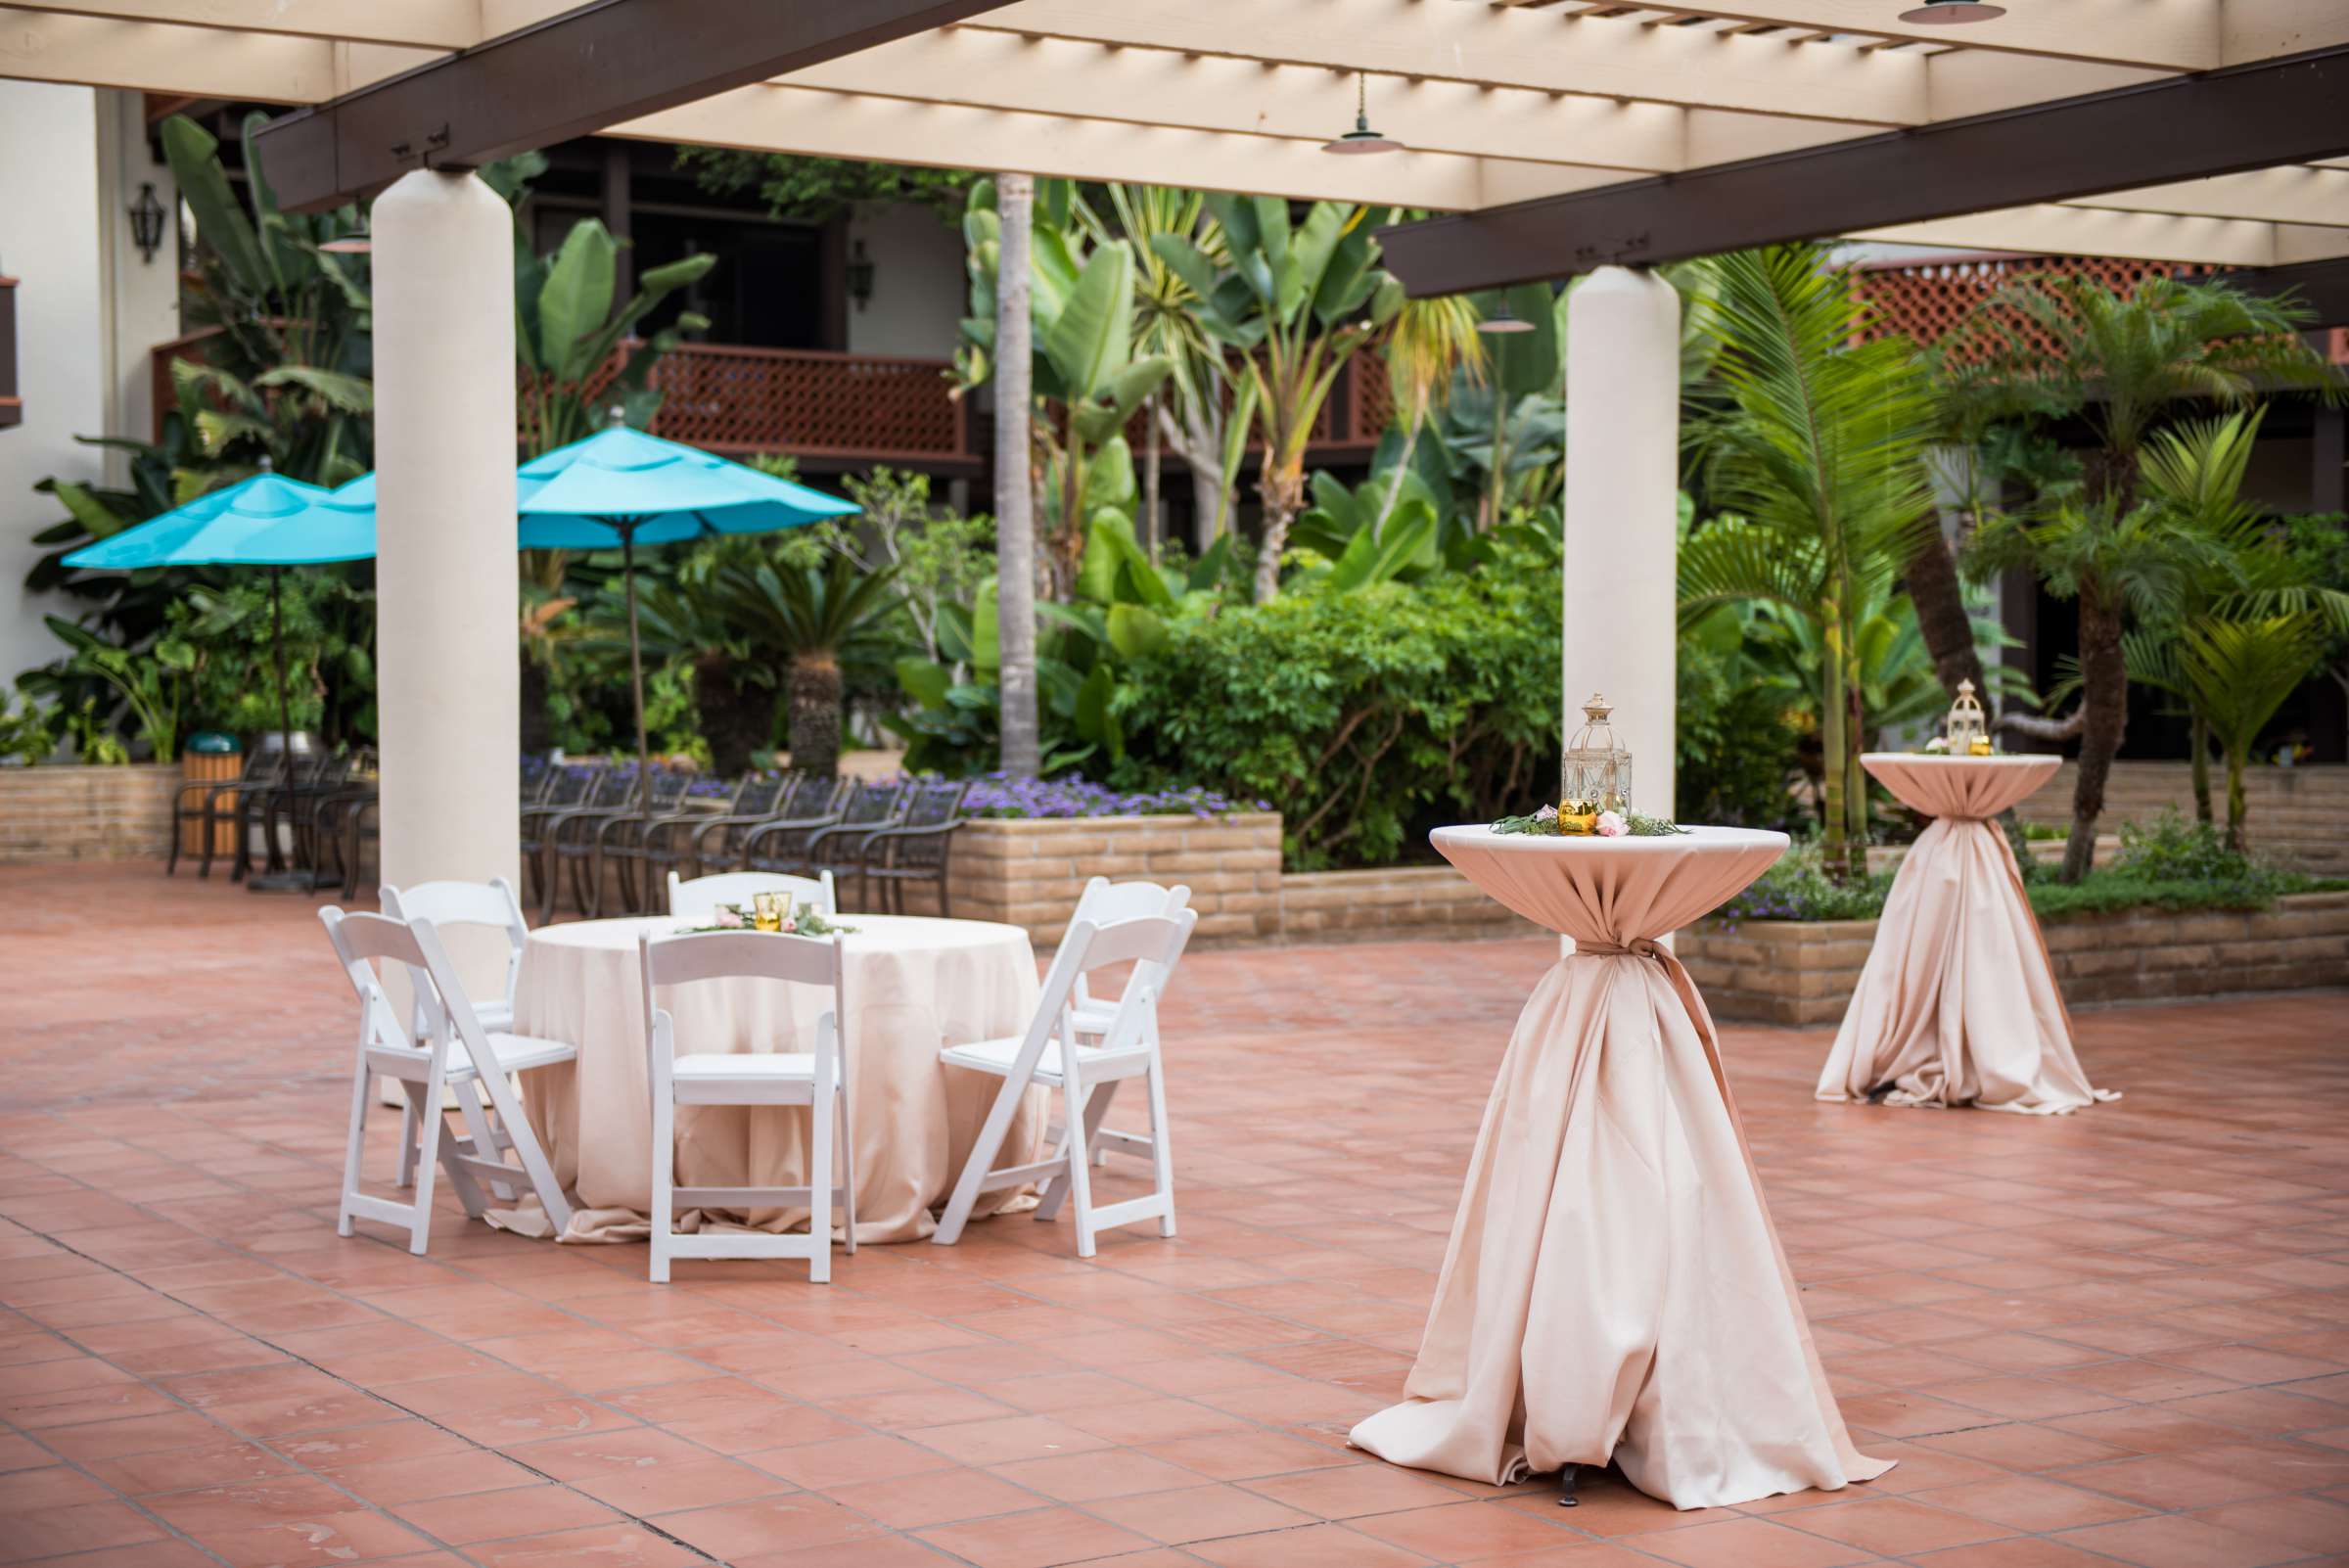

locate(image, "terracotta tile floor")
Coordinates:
3 861 2347 1568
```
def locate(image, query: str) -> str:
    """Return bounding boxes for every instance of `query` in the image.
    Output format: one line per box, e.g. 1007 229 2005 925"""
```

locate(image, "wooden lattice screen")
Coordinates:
1854 253 2349 367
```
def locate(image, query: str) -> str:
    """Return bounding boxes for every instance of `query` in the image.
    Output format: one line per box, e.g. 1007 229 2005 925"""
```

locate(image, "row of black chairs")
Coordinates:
518 762 971 922
165 745 378 888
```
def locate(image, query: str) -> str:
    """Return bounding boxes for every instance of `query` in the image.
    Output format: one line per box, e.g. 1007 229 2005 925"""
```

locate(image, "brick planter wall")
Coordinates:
1280 866 1542 943
1679 891 2349 1025
940 812 1283 945
0 763 181 862
2011 761 2347 876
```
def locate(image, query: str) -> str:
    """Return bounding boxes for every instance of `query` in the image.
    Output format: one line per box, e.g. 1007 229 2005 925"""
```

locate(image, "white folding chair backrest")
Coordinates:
319 906 427 1056
380 877 529 1030
668 869 837 920
1066 878 1189 1015
638 929 846 1079
1033 910 1198 1057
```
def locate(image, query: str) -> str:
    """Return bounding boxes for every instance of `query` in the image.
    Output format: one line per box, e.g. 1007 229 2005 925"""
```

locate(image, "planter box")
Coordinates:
0 763 181 863
1679 891 2349 1025
2012 761 2348 877
1280 865 1542 944
932 811 1284 945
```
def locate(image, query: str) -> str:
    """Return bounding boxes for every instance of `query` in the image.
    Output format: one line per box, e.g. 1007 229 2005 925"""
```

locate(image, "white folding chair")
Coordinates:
668 869 836 921
934 908 1198 1258
319 906 576 1255
380 878 529 1190
639 930 858 1284
1059 878 1189 1168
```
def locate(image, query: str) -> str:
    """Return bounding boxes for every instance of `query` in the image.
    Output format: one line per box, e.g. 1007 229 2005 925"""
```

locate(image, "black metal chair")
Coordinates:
800 780 913 909
735 776 855 877
636 770 795 899
165 748 279 879
852 779 973 915
299 750 377 894
238 746 330 883
521 761 608 915
558 765 690 917
583 765 707 914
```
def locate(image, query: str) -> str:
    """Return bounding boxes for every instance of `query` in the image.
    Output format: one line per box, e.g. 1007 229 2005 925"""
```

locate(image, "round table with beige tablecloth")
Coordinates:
1815 754 2117 1116
500 913 1045 1244
1349 825 1892 1511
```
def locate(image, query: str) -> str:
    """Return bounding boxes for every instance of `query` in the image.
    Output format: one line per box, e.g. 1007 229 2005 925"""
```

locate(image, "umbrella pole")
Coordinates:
249 565 307 893
622 527 650 814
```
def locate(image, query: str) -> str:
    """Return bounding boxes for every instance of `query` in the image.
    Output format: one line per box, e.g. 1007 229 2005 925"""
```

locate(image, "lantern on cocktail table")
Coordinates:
1559 693 1633 833
1945 678 1992 757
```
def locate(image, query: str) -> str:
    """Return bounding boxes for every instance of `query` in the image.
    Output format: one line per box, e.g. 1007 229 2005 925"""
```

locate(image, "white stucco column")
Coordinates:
373 171 518 900
1563 265 1680 821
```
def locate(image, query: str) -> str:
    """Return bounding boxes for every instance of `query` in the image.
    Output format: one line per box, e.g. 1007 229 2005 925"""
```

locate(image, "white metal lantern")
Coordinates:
1559 693 1632 831
1945 678 1988 756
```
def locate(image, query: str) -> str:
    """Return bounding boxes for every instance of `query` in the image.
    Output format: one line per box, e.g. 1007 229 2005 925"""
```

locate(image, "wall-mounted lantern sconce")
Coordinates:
128 183 168 265
847 239 876 312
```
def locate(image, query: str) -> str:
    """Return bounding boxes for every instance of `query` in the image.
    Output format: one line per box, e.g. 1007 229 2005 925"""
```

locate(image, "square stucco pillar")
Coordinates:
1563 265 1679 821
373 171 518 900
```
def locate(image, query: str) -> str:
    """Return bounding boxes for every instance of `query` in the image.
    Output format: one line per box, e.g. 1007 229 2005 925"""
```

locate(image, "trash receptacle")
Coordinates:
180 733 241 856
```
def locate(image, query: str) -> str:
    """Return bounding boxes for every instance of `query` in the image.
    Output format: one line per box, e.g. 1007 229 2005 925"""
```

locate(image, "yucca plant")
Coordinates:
710 552 904 779
1683 245 1939 875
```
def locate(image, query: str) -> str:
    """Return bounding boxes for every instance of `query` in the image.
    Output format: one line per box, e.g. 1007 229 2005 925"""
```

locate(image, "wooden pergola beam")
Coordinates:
1377 43 2349 296
250 0 1017 210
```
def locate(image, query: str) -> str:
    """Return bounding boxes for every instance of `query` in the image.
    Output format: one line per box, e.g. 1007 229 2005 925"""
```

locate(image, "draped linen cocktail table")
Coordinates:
1816 754 2115 1115
1351 826 1892 1510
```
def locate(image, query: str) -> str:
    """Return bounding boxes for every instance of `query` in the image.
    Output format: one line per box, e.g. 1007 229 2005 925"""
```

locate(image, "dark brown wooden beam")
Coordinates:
252 0 1016 212
2212 255 2349 330
1378 45 2349 297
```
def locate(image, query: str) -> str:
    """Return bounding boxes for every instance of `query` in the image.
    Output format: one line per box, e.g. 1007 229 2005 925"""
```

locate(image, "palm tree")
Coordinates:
1374 297 1487 534
2179 615 2329 851
712 554 902 780
1681 245 1938 876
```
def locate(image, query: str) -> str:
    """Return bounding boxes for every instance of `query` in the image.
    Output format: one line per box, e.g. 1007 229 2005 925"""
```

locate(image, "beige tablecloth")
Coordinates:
1350 826 1892 1510
504 914 1045 1244
1816 755 2115 1115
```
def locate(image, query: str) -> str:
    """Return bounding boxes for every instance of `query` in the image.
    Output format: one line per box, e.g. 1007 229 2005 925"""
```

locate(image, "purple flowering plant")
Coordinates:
908 771 1266 820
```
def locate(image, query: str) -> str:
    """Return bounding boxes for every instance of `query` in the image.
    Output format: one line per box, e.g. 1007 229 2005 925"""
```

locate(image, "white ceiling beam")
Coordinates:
1922 47 2169 120
793 29 1703 171
0 0 479 48
966 0 1928 125
1850 204 2349 268
2222 0 2349 66
0 8 434 99
2065 165 2349 229
619 82 1612 211
1619 1 2221 69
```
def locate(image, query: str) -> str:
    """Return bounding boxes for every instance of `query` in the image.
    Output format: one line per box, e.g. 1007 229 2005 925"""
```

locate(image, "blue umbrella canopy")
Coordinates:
514 424 856 547
62 470 373 569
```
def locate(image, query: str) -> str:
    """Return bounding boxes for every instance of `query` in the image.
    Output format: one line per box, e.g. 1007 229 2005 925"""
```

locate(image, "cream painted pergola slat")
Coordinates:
1852 207 2349 270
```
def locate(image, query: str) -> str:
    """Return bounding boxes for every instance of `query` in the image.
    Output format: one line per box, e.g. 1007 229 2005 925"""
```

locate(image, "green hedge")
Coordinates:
1112 562 1561 871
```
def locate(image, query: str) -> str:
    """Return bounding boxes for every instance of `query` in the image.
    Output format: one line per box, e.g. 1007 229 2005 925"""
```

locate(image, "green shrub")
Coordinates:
1111 557 1560 870
1714 839 1893 924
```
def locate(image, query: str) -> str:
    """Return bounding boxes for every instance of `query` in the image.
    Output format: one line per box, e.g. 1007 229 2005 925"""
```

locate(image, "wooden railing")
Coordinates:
151 333 1396 466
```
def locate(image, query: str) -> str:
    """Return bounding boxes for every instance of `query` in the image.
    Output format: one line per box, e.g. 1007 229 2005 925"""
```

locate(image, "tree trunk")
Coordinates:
2225 751 2248 853
519 660 553 755
1253 465 1303 605
1904 528 1985 703
1844 655 1868 854
2190 713 2214 823
2062 579 2128 884
695 655 774 778
994 172 1040 778
1372 408 1424 541
1820 593 1850 880
786 655 841 780
1142 391 1163 562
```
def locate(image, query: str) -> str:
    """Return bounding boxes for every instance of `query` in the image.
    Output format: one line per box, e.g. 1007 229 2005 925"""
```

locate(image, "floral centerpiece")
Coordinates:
1493 804 1687 839
678 899 856 938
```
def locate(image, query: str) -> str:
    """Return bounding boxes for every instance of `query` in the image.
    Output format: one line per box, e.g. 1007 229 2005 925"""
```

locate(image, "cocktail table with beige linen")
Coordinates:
1350 825 1892 1510
499 913 1045 1243
1817 753 2117 1116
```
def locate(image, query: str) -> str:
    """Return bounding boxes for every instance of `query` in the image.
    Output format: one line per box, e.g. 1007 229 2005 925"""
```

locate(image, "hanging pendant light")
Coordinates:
319 227 372 254
1322 72 1403 155
1898 1 2005 22
1477 300 1537 335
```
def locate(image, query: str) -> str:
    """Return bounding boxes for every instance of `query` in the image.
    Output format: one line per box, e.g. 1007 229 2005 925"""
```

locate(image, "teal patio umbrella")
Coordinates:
65 462 374 888
512 416 858 799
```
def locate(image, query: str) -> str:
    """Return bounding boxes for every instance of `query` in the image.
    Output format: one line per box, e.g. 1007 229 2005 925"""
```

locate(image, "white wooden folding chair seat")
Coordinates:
1057 878 1189 1164
640 929 858 1283
319 905 576 1255
668 869 836 920
380 878 530 1188
934 908 1197 1258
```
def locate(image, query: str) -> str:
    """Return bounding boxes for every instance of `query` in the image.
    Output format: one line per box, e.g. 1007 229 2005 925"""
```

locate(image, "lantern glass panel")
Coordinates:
1559 694 1632 831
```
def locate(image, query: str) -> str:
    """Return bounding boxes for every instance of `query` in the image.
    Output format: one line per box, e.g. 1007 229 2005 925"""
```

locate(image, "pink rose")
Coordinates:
778 918 798 934
1594 810 1628 838
714 906 744 928
1534 804 1558 822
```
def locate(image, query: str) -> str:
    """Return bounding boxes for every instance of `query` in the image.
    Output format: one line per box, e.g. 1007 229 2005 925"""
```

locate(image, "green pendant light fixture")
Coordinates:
1322 71 1403 155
